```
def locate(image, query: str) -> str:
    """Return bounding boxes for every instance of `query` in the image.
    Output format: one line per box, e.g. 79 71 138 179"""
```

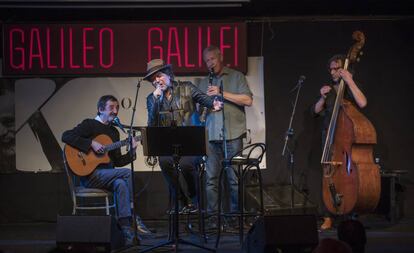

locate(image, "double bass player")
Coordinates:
313 54 367 230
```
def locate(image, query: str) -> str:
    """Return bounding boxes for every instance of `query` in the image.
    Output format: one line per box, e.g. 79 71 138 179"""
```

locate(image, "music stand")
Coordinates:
140 126 215 253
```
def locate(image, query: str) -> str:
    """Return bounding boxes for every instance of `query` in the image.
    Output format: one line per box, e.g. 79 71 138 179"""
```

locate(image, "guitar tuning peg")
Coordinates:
356 58 360 62
360 51 364 56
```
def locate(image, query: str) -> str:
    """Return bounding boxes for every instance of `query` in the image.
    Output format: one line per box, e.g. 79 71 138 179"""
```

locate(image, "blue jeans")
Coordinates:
206 138 242 213
82 168 133 219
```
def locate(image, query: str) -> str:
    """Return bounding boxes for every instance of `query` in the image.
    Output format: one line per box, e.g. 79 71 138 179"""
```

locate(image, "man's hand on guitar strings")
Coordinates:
91 140 105 154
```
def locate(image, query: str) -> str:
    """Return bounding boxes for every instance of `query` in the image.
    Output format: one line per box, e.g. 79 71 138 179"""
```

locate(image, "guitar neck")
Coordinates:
104 136 140 152
321 59 349 163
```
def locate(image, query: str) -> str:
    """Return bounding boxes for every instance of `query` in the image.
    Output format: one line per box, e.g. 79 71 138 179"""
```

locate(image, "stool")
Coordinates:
216 143 266 247
166 157 208 243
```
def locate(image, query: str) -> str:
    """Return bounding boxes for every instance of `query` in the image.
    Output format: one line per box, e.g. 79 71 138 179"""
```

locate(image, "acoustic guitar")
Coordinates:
64 134 141 176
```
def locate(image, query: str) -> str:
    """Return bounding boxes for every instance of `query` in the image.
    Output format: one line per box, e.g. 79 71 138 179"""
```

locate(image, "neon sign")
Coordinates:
3 22 246 76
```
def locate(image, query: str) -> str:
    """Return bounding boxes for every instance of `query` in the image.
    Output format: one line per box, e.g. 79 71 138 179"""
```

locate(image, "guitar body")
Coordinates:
64 134 113 176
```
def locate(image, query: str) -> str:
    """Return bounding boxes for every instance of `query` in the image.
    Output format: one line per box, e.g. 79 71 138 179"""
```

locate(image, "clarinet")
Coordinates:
200 69 214 123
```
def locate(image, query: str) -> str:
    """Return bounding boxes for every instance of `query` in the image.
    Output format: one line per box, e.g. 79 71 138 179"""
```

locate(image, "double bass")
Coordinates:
321 31 381 215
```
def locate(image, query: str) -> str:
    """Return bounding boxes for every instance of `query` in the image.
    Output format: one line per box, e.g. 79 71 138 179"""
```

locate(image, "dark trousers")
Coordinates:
159 156 201 206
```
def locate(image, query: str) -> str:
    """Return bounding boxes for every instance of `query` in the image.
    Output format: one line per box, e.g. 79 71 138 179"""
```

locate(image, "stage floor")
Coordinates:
1 215 413 253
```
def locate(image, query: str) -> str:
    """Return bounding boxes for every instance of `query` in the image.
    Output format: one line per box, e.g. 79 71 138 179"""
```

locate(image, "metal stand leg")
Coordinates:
141 156 215 253
215 143 266 249
183 162 208 243
238 165 244 245
197 162 208 243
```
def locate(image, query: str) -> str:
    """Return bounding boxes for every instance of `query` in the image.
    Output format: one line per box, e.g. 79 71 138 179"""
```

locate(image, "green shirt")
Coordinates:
197 67 253 141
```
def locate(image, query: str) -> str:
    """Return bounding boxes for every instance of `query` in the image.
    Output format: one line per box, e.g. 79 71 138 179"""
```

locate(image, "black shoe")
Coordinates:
135 216 154 236
206 216 218 230
166 208 177 215
121 226 138 247
180 204 198 214
166 201 186 215
227 218 240 232
226 217 239 228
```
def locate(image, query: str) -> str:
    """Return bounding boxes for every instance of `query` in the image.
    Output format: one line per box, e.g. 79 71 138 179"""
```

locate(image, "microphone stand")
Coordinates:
281 78 304 211
216 80 229 248
127 79 142 246
170 82 176 127
219 81 229 166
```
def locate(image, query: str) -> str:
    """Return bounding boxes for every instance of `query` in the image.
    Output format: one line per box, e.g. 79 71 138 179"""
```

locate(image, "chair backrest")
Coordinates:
62 147 77 202
232 142 266 163
62 145 117 216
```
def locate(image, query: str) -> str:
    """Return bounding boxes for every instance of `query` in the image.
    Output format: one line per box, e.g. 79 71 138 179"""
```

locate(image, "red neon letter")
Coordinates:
83 27 94 69
69 28 80 69
234 26 238 67
220 26 232 62
167 27 182 66
9 28 25 70
198 27 203 67
148 27 163 60
99 28 114 69
184 27 195 68
46 28 57 69
206 26 211 47
29 28 44 69
60 27 65 68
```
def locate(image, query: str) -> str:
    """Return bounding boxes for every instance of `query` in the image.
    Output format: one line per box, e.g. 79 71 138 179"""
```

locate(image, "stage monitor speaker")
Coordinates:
245 185 317 215
56 215 123 252
243 215 319 253
375 173 405 222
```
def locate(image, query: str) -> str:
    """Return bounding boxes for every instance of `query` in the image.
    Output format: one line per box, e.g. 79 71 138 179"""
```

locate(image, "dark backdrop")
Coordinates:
260 18 414 215
1 17 413 223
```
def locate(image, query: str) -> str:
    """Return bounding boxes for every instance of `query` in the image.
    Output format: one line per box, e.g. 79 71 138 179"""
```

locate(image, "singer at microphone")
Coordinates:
143 58 223 214
152 81 164 100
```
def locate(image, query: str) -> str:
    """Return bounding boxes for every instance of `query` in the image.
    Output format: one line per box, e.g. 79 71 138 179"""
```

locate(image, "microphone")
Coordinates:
208 69 214 85
201 69 215 123
112 116 126 133
298 75 306 84
290 75 306 93
153 81 164 101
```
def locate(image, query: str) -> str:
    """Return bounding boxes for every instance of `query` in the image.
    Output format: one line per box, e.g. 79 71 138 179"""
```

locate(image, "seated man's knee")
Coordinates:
113 179 128 191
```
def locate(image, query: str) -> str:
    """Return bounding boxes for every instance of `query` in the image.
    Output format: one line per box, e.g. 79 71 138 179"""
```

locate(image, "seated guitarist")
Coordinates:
62 95 150 246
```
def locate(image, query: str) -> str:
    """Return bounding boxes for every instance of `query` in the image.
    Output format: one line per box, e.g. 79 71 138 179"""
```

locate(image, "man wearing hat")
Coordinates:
145 58 222 213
